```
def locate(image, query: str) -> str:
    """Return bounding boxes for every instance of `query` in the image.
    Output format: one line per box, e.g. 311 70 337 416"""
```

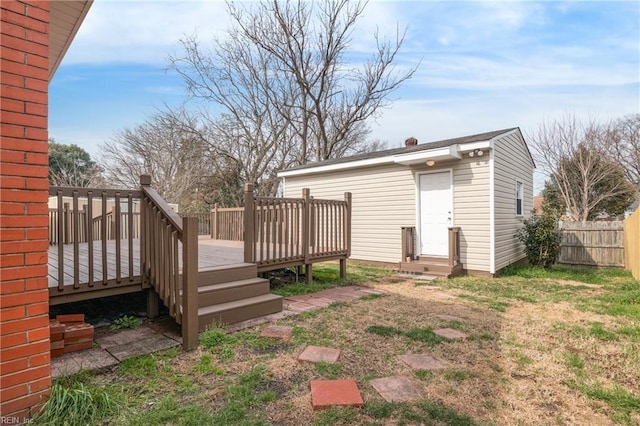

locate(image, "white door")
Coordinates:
419 171 452 256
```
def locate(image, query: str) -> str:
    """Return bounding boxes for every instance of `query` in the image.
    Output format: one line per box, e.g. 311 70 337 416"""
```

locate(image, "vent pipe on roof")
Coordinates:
405 137 418 147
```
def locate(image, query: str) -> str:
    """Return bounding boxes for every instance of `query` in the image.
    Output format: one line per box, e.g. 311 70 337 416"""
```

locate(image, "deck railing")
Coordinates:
401 226 417 261
400 226 461 267
48 186 142 290
243 184 352 280
210 205 244 241
140 175 198 350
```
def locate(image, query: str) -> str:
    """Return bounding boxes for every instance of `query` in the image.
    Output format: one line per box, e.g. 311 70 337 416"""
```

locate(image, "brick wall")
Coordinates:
1 0 51 420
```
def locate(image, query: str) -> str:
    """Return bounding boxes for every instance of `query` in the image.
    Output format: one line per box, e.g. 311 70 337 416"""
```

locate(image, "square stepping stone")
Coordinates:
398 354 448 370
370 376 422 402
433 328 468 340
311 379 364 410
298 345 341 363
259 325 293 341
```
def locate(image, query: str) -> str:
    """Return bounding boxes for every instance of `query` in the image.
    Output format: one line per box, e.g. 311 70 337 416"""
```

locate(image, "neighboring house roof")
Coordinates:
279 127 534 177
49 1 93 79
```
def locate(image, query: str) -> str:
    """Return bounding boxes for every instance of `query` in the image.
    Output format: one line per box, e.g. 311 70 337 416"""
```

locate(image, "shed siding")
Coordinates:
284 164 416 263
493 132 534 271
284 156 491 271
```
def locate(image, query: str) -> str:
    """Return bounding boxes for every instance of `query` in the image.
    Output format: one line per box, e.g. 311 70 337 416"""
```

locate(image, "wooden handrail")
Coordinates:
448 227 461 268
139 175 198 351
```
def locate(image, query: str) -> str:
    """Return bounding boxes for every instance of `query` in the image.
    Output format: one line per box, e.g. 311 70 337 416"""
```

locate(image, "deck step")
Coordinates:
198 293 283 331
197 263 257 286
197 278 270 307
398 261 463 279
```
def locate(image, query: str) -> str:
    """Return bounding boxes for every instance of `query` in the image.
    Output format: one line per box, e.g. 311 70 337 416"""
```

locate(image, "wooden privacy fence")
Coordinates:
624 209 640 280
243 184 352 280
558 221 625 267
210 205 244 241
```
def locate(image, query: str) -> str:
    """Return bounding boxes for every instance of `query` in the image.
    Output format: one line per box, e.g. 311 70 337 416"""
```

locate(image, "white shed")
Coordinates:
278 128 535 276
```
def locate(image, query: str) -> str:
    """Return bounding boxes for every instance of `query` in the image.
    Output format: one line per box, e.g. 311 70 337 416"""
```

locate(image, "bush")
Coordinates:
516 214 561 268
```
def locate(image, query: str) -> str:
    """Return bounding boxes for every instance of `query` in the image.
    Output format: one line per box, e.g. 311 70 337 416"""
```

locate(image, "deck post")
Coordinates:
211 203 218 239
302 188 311 283
182 216 199 351
140 175 151 283
243 184 255 263
147 290 159 319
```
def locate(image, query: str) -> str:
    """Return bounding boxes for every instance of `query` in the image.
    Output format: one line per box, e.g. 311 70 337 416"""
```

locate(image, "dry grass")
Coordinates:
69 264 639 425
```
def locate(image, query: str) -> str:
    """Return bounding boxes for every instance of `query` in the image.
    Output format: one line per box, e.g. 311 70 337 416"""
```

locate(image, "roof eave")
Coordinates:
49 0 93 81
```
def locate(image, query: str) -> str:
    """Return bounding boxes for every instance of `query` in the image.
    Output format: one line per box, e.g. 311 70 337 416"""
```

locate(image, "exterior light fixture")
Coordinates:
426 160 436 166
468 149 483 158
476 149 484 157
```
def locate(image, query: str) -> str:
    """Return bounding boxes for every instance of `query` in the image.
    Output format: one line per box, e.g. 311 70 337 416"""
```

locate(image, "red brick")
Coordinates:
0 384 28 403
26 29 47 46
25 127 48 141
0 229 25 241
0 332 27 348
25 251 46 265
25 76 48 91
25 101 46 116
1 110 47 128
26 302 48 316
0 264 47 281
0 189 48 203
25 4 49 23
26 152 47 165
0 291 48 309
0 176 26 189
28 326 49 342
0 365 50 389
29 351 50 368
0 20 26 39
0 340 49 362
1 85 47 105
0 70 26 87
0 138 47 153
0 97 25 113
311 379 364 410
0 358 28 375
1 58 48 80
30 376 51 393
0 240 48 254
0 1 26 15
50 348 64 358
0 45 25 64
64 341 93 353
26 228 48 240
0 391 48 415
0 278 25 293
25 277 47 291
50 340 63 350
0 163 48 177
26 53 48 70
26 177 48 190
0 306 25 321
0 9 48 35
0 315 48 334
24 0 50 12
0 124 25 138
0 215 48 228
0 149 27 163
57 314 85 324
0 202 26 215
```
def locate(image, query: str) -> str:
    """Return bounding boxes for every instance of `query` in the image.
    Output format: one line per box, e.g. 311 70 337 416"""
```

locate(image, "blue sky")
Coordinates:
49 0 640 192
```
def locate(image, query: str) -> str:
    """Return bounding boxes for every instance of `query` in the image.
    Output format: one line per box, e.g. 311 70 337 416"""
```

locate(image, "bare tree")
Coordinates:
100 111 216 212
607 114 640 189
169 0 416 195
529 115 636 221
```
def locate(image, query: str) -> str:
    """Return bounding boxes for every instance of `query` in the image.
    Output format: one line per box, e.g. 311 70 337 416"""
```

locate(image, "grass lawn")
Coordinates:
35 263 639 425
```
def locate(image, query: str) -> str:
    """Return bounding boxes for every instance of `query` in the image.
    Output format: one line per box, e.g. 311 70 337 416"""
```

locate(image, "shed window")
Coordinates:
516 181 524 216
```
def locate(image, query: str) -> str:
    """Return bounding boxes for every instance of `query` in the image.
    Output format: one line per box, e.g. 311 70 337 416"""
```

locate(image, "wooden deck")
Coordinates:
48 237 246 304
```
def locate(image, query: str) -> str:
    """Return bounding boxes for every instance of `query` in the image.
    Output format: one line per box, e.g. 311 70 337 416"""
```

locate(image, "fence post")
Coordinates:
243 184 255 263
340 192 352 278
182 216 199 350
211 203 218 239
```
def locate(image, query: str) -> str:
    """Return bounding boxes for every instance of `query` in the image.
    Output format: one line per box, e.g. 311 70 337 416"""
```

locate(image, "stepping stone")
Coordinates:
96 326 179 362
433 328 468 340
370 376 422 403
259 325 293 341
51 348 118 379
311 379 364 410
398 354 448 370
436 314 465 322
298 345 341 363
433 292 455 299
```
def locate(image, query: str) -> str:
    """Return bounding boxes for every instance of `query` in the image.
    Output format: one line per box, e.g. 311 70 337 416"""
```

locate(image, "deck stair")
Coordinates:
194 263 282 332
398 256 463 279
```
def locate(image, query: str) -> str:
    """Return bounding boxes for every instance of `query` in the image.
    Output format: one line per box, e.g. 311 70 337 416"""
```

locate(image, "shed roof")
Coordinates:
284 128 519 173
